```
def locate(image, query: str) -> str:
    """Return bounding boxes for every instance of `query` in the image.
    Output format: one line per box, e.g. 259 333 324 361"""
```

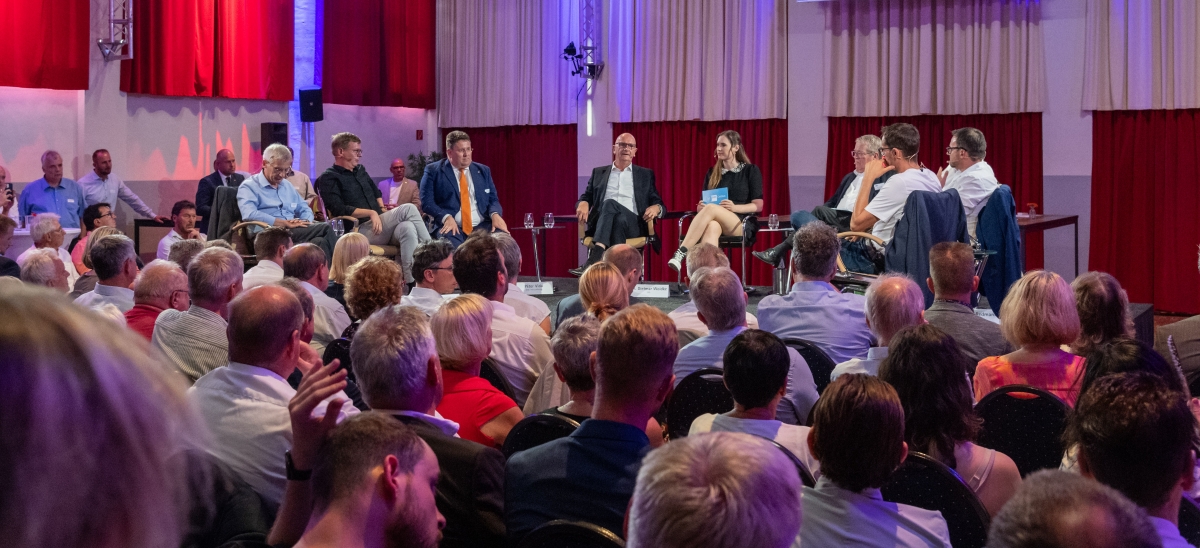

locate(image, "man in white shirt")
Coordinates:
152 246 243 383
494 232 551 334
241 226 292 289
78 149 169 223
938 128 999 240
74 234 139 313
830 273 925 381
850 123 942 247
156 200 207 260
16 213 79 287
401 239 456 316
668 243 758 337
284 243 350 355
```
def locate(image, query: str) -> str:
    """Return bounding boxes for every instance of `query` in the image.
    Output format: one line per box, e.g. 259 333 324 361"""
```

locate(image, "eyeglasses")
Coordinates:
426 266 453 272
615 143 637 150
945 146 965 154
452 147 474 154
850 151 872 158
99 212 114 219
170 289 191 305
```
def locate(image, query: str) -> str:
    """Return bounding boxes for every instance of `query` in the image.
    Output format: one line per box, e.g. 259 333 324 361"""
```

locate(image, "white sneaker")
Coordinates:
667 253 684 272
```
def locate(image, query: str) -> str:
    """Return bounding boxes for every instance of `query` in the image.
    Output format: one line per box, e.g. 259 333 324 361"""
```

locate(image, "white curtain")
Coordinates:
1083 0 1200 111
604 0 787 123
824 0 1046 117
437 0 579 128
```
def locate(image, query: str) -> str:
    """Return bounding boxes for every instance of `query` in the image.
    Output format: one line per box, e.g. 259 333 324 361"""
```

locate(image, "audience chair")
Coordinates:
676 211 758 291
665 367 734 440
578 216 658 277
881 451 991 548
501 413 581 459
1178 496 1200 547
479 357 518 402
975 385 1071 477
782 338 838 395
766 438 817 488
518 520 625 548
835 231 884 276
313 337 369 411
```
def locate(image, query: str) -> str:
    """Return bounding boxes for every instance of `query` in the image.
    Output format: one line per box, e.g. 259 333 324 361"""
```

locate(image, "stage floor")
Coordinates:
520 276 776 327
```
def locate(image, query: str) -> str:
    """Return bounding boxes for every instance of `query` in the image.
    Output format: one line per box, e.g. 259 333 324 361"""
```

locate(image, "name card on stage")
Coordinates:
631 284 671 299
974 308 1001 325
518 281 554 295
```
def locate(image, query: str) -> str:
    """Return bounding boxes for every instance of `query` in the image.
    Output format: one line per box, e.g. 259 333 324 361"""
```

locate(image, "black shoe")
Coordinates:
569 266 586 277
753 247 784 268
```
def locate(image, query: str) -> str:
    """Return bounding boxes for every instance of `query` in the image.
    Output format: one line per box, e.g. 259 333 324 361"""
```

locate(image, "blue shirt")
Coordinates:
236 172 315 227
504 419 649 542
757 280 873 365
18 178 86 228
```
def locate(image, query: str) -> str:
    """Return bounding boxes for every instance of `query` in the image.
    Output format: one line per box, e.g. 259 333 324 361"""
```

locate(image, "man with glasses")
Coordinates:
571 133 663 276
401 239 456 316
937 127 998 240
379 157 422 210
79 149 170 224
419 130 508 248
238 144 335 264
848 123 941 247
157 200 207 260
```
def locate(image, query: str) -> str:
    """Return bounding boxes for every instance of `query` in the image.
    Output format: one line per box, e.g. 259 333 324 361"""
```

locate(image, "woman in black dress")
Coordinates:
667 130 764 272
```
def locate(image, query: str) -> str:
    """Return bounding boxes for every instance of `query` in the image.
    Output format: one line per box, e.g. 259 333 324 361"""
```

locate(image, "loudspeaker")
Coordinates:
261 122 288 149
299 88 324 122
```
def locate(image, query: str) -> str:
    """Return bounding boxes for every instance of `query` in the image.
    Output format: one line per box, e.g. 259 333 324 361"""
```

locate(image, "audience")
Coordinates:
554 243 644 329
627 432 803 548
68 225 121 297
151 246 243 383
124 260 190 340
16 213 79 286
924 241 1012 371
157 200 206 260
1071 271 1133 357
688 329 820 473
71 202 117 273
505 304 678 542
242 226 292 289
579 260 631 320
19 247 69 292
342 256 405 338
495 231 552 334
0 215 17 278
432 294 523 448
878 324 1022 516
284 243 351 355
325 231 370 308
975 270 1085 405
401 239 456 316
74 234 139 313
667 243 759 338
1155 258 1200 391
800 374 952 547
168 238 206 270
830 273 925 380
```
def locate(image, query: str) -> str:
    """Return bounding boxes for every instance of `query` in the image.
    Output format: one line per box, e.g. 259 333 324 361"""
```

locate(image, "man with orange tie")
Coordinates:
419 130 508 248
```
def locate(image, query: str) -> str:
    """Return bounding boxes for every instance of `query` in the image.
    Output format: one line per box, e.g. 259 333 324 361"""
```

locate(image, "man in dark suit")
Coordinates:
195 149 245 235
349 305 507 547
554 244 644 330
0 216 18 278
571 133 664 276
419 131 507 248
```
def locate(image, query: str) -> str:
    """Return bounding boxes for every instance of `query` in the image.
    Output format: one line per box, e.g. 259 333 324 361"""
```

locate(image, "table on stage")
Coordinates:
1017 214 1079 277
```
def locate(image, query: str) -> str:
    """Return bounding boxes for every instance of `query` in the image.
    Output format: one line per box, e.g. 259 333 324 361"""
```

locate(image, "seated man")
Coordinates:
830 273 925 381
19 248 70 292
125 260 189 341
283 243 350 355
757 223 872 365
18 150 86 229
401 240 456 316
848 123 941 250
195 149 245 235
17 213 80 287
674 267 818 425
668 243 759 337
242 227 292 290
938 127 998 241
1067 372 1197 548
924 241 1011 371
688 329 820 472
316 132 430 284
419 131 508 248
157 200 207 260
78 149 169 223
71 202 117 273
378 157 422 210
237 144 335 263
571 133 663 275
152 247 243 383
74 234 140 313
453 234 552 407
627 432 802 548
505 304 678 542
0 216 19 278
800 374 952 547
554 243 644 329
494 232 551 334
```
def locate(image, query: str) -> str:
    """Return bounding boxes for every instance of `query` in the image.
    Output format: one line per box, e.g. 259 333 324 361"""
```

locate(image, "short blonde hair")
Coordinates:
431 293 493 371
330 232 370 284
344 256 404 320
1000 270 1081 347
579 262 630 321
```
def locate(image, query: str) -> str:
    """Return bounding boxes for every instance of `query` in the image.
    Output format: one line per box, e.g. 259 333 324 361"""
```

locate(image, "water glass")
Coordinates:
524 213 535 229
768 213 779 230
331 219 344 238
544 213 555 229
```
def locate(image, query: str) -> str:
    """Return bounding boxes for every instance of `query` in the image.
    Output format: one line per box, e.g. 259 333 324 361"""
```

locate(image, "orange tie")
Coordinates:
458 169 473 233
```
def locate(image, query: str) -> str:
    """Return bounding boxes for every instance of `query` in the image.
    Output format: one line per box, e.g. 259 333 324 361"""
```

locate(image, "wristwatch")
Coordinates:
285 450 312 481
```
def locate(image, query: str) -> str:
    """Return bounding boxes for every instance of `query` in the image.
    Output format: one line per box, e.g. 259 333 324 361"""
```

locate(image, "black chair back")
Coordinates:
315 337 368 411
502 413 580 459
518 520 625 548
480 357 518 402
783 338 837 394
766 439 816 487
881 452 991 548
665 368 733 440
1179 496 1200 546
975 385 1071 477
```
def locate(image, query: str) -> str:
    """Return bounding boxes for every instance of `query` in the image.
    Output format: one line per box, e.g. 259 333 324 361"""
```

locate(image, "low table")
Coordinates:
1017 214 1078 277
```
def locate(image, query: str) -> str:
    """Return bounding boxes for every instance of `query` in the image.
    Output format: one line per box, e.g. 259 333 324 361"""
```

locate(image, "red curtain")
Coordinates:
120 0 294 100
322 0 436 108
826 114 1045 269
612 119 790 286
0 0 89 90
440 125 579 278
1091 110 1200 314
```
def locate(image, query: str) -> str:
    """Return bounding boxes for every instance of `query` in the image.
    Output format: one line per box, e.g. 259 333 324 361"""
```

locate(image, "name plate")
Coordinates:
974 308 1001 325
631 283 671 299
517 281 554 295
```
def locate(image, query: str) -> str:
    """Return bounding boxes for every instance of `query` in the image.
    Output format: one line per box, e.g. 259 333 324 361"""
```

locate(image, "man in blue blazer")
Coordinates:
419 131 508 248
195 149 245 235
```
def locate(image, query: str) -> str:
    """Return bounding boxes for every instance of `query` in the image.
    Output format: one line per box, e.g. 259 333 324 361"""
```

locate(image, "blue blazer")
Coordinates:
419 159 502 226
196 171 244 234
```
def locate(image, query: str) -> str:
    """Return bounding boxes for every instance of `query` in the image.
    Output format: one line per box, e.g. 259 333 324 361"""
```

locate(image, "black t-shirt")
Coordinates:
703 163 764 205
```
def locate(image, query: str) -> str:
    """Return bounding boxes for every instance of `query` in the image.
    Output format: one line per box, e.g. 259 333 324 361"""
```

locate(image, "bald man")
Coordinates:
571 133 663 276
19 151 87 229
379 157 422 210
124 259 190 340
195 149 246 234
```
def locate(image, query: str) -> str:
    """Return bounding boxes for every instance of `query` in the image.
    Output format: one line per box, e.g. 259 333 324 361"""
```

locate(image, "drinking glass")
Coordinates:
331 219 344 238
544 213 555 229
768 214 779 230
524 213 535 229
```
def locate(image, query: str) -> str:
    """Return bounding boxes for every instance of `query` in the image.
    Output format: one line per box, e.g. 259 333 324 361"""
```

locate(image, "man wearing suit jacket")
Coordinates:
419 131 508 248
571 133 664 276
196 149 245 235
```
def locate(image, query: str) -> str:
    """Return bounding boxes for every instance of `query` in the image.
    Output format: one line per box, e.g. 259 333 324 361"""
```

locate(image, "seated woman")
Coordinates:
579 261 630 320
974 270 1086 406
667 130 764 272
432 293 524 448
1070 271 1133 357
879 324 1022 516
341 256 405 340
325 232 370 310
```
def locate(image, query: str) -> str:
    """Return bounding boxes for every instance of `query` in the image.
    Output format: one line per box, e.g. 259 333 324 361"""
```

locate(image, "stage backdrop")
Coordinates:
1 0 89 90
322 0 435 108
825 114 1045 270
611 119 790 286
439 125 579 279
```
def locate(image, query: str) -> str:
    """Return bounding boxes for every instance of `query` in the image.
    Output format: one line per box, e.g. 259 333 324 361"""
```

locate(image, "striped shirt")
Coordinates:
151 305 229 384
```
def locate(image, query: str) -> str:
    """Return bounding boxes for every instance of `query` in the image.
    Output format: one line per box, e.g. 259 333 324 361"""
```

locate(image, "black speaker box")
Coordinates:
261 122 288 149
300 88 324 122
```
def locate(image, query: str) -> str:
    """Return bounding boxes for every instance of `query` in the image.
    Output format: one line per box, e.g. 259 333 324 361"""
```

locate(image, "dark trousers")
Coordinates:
441 220 499 248
591 200 641 248
289 222 335 264
790 206 850 234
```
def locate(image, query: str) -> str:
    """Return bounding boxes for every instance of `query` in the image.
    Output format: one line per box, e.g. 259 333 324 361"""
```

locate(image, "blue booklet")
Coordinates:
702 187 728 205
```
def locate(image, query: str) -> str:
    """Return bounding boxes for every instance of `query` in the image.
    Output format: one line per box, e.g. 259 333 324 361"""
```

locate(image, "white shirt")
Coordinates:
799 477 952 548
864 168 941 246
380 177 417 206
78 171 157 217
1149 516 1194 548
943 161 999 240
157 229 207 260
450 166 483 228
689 414 821 477
489 300 555 407
604 163 637 213
835 171 865 211
242 260 285 290
74 283 136 313
400 286 447 316
504 283 551 325
188 361 359 506
667 300 759 337
830 347 890 381
17 245 80 287
302 281 352 355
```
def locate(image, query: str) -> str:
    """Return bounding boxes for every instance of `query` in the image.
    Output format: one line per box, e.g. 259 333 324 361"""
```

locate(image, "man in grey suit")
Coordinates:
923 241 1012 374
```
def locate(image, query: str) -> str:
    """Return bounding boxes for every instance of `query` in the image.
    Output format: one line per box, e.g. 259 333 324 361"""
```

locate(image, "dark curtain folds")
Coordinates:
1091 110 1200 314
826 114 1045 269
612 119 790 285
120 0 294 100
440 125 578 278
323 0 436 108
0 0 89 90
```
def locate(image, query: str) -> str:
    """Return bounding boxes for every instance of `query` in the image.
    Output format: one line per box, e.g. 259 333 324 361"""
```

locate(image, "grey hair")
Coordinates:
685 243 729 278
792 222 840 279
89 234 136 280
276 277 315 322
855 134 884 157
492 232 522 284
628 432 802 548
691 267 745 332
168 239 206 271
19 248 61 287
40 150 62 165
187 247 243 303
133 260 186 302
864 273 925 346
551 314 601 391
29 213 61 244
952 127 987 161
350 305 438 409
986 470 1158 548
262 143 292 165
